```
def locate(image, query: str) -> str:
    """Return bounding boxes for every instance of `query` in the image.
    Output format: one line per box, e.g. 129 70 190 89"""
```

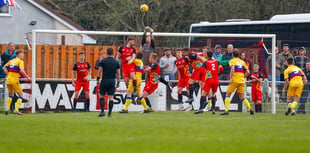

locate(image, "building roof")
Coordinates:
27 0 96 43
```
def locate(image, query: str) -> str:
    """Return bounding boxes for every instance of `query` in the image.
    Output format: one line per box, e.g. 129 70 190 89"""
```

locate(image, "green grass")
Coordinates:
0 111 309 153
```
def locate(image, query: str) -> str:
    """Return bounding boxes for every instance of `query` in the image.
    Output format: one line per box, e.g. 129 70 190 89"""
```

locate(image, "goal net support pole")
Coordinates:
31 29 276 113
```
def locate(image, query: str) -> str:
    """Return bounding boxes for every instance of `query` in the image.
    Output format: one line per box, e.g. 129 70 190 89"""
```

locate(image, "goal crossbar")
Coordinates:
31 29 277 114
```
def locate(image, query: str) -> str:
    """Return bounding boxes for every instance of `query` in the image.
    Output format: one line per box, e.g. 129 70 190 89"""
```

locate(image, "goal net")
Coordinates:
21 30 279 114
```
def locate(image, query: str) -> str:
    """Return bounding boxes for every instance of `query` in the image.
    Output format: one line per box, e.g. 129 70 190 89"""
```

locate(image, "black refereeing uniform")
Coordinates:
99 56 120 95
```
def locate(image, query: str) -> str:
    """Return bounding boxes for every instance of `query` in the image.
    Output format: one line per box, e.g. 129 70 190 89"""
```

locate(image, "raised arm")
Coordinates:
142 32 146 46
116 46 123 61
150 34 155 49
266 56 271 75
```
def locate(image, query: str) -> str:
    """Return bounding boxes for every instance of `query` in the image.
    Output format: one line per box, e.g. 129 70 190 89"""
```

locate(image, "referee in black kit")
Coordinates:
97 48 121 117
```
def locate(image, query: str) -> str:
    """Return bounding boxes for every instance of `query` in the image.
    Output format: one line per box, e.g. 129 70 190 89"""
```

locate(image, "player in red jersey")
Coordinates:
185 48 206 111
249 63 263 113
194 51 224 114
117 37 137 91
175 48 191 110
201 46 218 112
72 52 91 112
137 53 160 113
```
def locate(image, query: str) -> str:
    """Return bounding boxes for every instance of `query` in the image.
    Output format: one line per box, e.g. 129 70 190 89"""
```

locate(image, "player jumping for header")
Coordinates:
119 52 145 113
117 37 137 93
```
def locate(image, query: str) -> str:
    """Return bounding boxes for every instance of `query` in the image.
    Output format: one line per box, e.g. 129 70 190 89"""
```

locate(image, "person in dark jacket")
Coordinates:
219 44 233 80
294 46 309 73
1 42 16 66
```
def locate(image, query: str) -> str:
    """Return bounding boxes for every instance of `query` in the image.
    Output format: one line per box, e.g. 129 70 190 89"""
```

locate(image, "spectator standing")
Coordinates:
294 46 309 73
241 52 251 80
213 45 222 61
279 43 293 81
266 47 285 82
159 48 177 80
266 47 286 102
219 44 234 80
240 52 251 72
1 42 16 66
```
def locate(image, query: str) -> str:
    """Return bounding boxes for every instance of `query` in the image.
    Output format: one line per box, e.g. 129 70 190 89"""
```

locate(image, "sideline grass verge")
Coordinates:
0 111 309 153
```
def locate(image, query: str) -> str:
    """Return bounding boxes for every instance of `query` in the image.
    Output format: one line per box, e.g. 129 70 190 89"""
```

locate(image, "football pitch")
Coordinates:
0 111 309 153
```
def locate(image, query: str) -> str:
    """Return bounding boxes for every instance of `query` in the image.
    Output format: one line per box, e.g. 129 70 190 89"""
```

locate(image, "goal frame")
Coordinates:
31 29 277 113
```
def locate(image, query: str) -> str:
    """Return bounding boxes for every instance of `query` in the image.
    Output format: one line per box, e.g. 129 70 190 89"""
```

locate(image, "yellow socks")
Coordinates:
291 101 298 111
6 96 13 110
242 98 251 110
287 101 292 108
224 96 231 112
14 97 23 112
207 98 212 106
139 97 149 110
124 97 132 110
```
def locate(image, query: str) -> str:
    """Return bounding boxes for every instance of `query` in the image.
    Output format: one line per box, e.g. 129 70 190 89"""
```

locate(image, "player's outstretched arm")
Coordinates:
128 53 136 64
218 65 224 76
20 69 31 81
144 66 152 72
142 30 147 46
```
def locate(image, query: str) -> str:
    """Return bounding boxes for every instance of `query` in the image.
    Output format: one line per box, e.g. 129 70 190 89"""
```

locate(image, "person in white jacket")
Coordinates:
159 48 177 80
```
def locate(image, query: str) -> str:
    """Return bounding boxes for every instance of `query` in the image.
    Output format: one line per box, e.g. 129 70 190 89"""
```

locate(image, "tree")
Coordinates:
43 0 310 45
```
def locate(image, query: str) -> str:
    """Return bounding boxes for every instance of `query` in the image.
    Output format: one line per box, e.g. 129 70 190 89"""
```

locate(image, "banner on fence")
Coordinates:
18 80 166 112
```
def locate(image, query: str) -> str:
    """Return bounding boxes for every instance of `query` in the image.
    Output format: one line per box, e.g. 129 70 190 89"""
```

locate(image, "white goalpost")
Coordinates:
31 29 277 114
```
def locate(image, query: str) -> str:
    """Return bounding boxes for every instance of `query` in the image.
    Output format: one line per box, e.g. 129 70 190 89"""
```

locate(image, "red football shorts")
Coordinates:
75 81 90 92
178 77 190 89
190 67 206 82
203 79 219 93
122 63 135 78
251 88 262 101
143 83 158 95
